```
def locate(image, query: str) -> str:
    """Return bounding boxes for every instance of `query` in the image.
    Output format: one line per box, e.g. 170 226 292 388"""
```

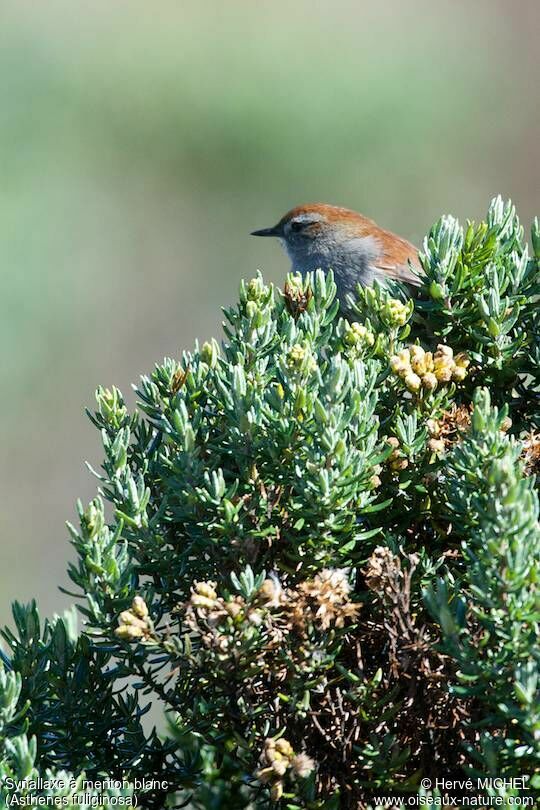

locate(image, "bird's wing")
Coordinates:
373 230 423 287
375 258 422 286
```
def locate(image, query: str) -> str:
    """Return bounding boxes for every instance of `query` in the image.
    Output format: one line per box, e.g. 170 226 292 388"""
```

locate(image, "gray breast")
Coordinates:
286 234 380 312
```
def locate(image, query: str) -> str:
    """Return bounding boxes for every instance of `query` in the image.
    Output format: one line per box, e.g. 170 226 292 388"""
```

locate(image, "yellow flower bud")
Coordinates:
275 739 294 757
194 582 218 600
115 624 144 641
287 343 316 372
390 356 408 374
434 364 453 382
454 352 470 368
452 366 467 382
349 322 375 347
288 343 305 366
422 372 438 390
384 299 409 327
411 356 427 376
411 346 432 376
131 596 149 620
404 372 422 392
246 277 265 300
245 300 258 320
191 594 217 609
118 611 147 629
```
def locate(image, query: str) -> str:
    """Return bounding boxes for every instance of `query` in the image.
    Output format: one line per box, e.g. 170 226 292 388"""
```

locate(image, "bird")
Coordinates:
251 203 422 312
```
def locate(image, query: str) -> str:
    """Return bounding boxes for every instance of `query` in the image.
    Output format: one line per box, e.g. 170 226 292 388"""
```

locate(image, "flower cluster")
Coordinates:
175 570 360 684
184 581 272 659
115 596 154 641
381 298 411 328
291 568 360 631
189 581 219 610
246 276 267 301
286 342 317 373
239 274 273 325
343 321 375 354
391 344 470 393
255 737 315 801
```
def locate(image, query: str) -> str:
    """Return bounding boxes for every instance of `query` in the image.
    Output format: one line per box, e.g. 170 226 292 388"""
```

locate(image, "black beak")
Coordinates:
251 225 281 237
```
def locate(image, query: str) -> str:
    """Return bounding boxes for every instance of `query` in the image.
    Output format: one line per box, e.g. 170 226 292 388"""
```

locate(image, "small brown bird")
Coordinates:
252 203 422 311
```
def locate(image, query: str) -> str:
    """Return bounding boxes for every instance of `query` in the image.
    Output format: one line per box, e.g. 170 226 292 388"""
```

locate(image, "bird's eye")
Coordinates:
290 220 306 233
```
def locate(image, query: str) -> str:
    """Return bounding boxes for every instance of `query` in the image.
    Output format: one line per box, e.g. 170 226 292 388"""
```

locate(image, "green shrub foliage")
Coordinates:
1 198 539 808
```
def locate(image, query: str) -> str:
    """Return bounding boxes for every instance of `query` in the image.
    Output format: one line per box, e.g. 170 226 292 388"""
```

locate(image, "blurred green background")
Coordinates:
1 0 539 628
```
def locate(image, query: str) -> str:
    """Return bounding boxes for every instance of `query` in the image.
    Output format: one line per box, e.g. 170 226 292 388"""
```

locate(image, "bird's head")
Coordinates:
251 202 422 290
251 203 369 250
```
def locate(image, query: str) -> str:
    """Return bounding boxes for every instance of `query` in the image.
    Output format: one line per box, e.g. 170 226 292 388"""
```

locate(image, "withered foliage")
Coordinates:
172 558 475 808
170 365 189 395
521 430 540 476
426 403 473 450
303 549 475 807
283 277 313 318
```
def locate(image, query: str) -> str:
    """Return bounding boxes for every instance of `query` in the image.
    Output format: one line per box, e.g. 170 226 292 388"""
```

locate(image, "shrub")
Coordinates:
1 197 539 808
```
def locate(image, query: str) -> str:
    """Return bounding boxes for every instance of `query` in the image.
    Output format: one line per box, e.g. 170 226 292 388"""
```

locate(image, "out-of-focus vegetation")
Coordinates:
1 0 539 627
